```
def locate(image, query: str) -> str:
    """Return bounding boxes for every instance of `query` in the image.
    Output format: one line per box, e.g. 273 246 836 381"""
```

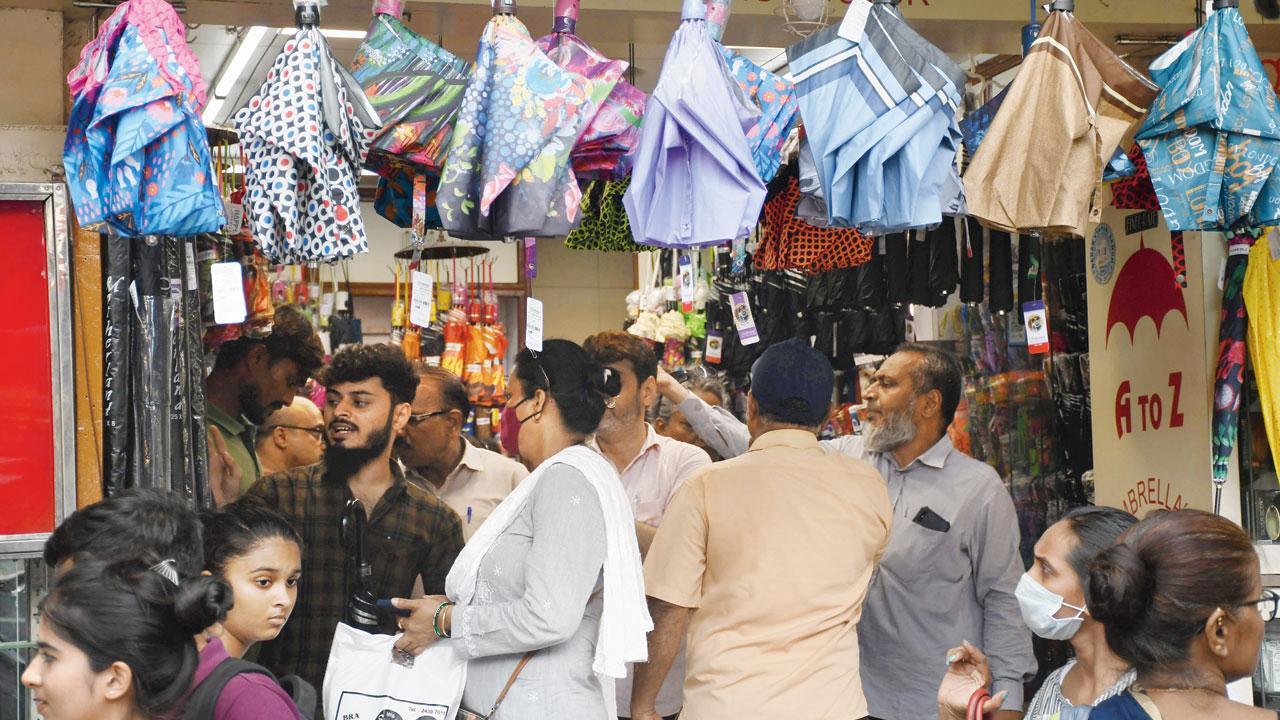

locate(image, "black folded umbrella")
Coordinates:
988 230 1015 313
928 220 960 307
960 217 985 304
885 234 910 306
907 231 931 306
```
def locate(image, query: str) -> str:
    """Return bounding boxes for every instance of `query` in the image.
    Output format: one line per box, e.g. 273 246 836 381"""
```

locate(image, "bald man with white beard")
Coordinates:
255 396 326 475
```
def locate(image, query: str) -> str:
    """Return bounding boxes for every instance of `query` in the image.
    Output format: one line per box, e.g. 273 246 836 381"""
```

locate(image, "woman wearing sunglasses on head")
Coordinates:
938 506 1139 720
388 340 652 719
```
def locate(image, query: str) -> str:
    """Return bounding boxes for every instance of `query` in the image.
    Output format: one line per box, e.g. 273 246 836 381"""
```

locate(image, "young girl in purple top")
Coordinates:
197 502 305 720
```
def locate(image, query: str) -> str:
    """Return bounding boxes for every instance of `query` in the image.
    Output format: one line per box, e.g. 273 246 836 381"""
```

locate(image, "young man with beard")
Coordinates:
853 344 1032 720
583 331 712 720
206 305 325 501
241 344 464 693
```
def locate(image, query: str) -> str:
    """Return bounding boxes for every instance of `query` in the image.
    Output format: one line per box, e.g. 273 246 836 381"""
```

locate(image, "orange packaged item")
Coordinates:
441 310 468 377
464 324 488 403
482 323 510 404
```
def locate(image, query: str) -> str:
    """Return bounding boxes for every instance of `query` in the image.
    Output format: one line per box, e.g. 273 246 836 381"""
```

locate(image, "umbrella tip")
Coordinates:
294 0 325 28
1047 0 1074 12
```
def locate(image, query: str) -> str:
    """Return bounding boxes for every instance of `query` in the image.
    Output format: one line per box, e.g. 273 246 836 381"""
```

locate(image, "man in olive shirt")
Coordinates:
206 305 324 502
634 339 892 720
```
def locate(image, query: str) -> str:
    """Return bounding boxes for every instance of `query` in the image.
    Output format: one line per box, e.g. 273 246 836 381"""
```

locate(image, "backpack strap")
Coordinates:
278 674 318 720
184 658 278 720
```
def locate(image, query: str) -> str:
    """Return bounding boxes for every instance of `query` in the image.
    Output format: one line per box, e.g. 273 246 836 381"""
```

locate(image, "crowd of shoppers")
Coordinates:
22 322 1280 720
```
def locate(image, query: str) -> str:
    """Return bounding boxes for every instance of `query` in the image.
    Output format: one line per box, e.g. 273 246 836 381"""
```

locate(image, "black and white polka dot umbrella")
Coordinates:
234 25 381 263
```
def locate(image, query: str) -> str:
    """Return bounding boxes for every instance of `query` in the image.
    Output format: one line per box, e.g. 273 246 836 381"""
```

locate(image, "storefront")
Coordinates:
4 0 1280 716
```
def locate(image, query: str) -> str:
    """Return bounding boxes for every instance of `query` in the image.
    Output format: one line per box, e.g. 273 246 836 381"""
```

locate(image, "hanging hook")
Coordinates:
294 0 322 28
492 0 516 16
1047 0 1075 12
1212 0 1239 8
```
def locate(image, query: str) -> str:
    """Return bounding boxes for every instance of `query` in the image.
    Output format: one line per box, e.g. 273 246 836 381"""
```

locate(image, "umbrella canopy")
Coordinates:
436 14 599 239
234 27 380 263
536 30 646 180
787 2 964 232
721 46 800 185
1213 232 1254 484
1137 5 1280 231
623 0 765 248
64 0 224 237
963 10 1158 233
1245 238 1280 489
352 12 468 175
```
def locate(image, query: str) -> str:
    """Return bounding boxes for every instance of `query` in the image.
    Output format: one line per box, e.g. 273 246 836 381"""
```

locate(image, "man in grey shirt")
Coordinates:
657 345 1034 718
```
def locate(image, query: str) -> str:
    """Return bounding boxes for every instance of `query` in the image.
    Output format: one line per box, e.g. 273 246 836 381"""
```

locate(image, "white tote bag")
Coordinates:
323 623 467 720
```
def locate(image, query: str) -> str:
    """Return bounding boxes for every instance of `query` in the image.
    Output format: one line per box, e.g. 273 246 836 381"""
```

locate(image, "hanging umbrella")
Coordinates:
721 46 801 185
63 0 224 237
235 10 381 264
436 6 600 239
963 3 1158 233
350 1 469 232
1213 231 1254 511
623 0 765 248
1137 3 1280 232
1245 238 1280 508
536 0 647 180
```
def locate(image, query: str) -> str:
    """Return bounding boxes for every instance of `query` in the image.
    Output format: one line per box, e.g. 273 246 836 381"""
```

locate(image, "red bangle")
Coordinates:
967 688 992 720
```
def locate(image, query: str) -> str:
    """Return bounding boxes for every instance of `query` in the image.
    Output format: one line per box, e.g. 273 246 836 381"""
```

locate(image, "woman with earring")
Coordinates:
389 340 652 719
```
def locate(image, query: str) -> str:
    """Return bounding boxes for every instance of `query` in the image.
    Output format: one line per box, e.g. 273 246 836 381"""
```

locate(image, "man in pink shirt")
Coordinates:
585 331 712 720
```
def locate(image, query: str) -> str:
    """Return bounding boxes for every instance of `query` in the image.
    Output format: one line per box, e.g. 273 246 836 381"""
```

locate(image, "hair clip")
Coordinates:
149 559 181 587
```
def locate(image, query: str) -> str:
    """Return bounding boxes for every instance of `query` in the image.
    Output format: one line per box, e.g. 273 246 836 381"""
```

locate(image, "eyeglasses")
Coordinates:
268 424 325 439
408 409 451 424
1246 589 1280 622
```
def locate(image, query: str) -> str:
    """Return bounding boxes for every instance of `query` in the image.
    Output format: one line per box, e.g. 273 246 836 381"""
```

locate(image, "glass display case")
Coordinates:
0 560 47 720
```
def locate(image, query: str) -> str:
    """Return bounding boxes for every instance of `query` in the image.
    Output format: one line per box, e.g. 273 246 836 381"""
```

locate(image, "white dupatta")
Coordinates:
444 444 653 717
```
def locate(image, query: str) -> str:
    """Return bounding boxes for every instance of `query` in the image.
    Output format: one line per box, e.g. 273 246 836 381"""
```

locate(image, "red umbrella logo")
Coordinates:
1106 240 1189 346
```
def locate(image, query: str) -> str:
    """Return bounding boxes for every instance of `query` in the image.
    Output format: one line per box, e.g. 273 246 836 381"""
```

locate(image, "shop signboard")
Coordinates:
1086 191 1229 516
0 184 76 556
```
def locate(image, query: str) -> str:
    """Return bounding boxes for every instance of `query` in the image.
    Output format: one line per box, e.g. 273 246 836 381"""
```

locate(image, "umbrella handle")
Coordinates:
1047 0 1074 12
493 0 517 15
1212 0 1239 8
295 0 321 28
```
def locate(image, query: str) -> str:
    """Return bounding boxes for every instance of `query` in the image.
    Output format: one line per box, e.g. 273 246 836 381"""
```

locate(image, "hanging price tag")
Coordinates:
678 254 695 312
705 332 724 364
410 271 435 328
319 292 335 319
730 291 759 346
837 0 870 42
1023 300 1050 354
525 297 544 352
210 262 248 325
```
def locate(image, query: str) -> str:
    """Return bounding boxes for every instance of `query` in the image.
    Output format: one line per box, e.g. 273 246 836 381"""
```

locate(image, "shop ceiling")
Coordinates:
16 0 1280 123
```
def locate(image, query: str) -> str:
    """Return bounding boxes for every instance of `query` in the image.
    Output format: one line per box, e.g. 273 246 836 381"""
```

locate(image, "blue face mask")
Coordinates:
1016 573 1087 641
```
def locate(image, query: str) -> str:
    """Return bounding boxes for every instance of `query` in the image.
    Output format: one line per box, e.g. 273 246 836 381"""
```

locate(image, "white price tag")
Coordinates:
730 291 759 346
678 254 695 312
184 245 198 290
410 271 435 328
837 0 871 43
210 262 247 325
705 333 724 364
320 292 335 318
525 297 544 352
1023 300 1050 354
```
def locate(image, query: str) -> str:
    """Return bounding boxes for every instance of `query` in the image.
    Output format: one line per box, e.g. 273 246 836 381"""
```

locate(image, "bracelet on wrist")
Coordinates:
433 601 455 639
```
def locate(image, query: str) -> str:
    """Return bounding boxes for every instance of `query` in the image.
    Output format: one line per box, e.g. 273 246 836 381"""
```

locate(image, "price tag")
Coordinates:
1023 300 1050 354
525 297 544 352
319 292 335 319
837 0 870 43
210 262 247 325
678 254 695 312
184 243 199 290
705 333 724 364
730 291 759 346
410 271 435 328
223 198 245 235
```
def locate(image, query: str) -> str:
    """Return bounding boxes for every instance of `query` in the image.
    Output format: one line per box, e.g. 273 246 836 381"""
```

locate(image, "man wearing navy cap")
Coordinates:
632 338 893 720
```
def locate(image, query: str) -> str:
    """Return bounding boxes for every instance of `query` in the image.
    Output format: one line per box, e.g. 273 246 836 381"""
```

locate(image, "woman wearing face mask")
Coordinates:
21 556 231 720
938 506 1138 719
1087 509 1278 720
194 501 306 719
389 340 652 719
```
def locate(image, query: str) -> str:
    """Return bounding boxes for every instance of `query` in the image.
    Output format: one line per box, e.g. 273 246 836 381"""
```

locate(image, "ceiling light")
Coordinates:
201 97 226 126
214 26 271 100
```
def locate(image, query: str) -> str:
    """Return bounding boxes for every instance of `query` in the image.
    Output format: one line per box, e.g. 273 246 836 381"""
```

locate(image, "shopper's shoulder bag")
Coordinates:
454 651 536 720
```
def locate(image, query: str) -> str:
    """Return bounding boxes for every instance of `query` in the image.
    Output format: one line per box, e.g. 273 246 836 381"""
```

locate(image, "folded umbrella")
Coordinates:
721 46 801 185
1137 4 1280 231
624 0 765 248
437 13 599 239
964 7 1158 233
235 25 381 263
64 0 224 237
536 1 646 180
1245 239 1280 501
1213 232 1253 491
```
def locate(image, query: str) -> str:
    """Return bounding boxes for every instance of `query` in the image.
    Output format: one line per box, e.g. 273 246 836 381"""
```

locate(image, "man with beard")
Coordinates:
853 344 1032 720
206 305 325 501
583 331 711 720
242 344 464 693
